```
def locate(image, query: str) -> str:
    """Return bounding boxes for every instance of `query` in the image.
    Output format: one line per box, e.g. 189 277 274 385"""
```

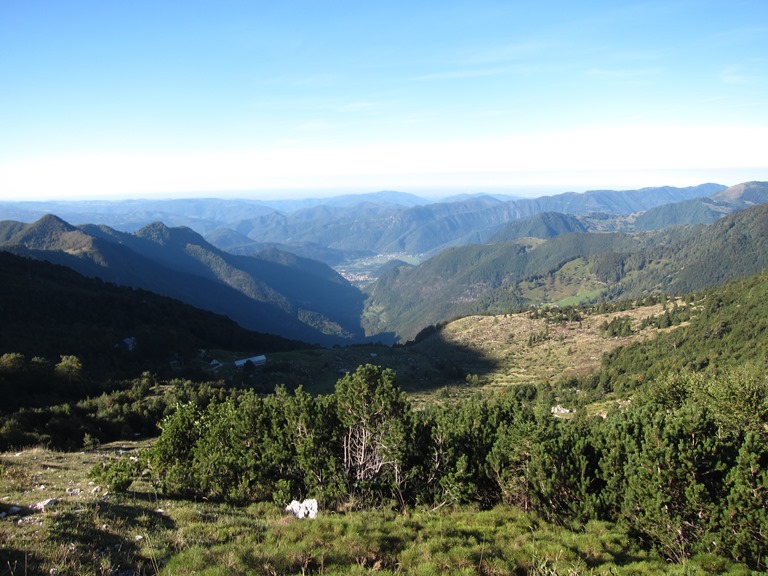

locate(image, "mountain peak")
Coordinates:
32 213 78 234
5 214 86 250
136 221 206 247
711 181 768 205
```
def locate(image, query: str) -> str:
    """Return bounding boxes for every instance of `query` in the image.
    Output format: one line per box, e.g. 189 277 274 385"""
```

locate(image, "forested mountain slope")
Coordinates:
363 227 672 342
596 267 768 392
489 212 588 243
0 216 367 345
611 199 768 297
365 202 768 342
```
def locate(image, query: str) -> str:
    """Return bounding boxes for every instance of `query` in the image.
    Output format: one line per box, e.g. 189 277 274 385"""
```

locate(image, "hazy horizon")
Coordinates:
2 1 766 201
0 172 755 205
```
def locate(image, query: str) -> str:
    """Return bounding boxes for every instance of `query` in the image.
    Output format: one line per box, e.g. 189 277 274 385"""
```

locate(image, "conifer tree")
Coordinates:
719 431 768 569
335 364 413 505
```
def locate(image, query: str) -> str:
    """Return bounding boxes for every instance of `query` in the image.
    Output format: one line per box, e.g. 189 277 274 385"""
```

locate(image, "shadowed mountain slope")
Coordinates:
0 216 367 345
0 250 307 380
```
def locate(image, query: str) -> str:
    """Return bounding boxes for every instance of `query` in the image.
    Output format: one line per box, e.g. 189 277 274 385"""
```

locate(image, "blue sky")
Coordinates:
1 1 766 200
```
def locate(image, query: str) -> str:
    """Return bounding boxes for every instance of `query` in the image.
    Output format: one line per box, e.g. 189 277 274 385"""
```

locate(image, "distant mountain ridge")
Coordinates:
211 184 726 257
0 216 367 345
486 181 768 241
0 184 727 261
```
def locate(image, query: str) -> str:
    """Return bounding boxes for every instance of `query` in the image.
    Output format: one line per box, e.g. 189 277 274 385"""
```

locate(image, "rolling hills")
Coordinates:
206 183 726 257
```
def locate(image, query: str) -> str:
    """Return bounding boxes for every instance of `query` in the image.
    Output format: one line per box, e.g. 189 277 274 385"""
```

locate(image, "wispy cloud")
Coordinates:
584 67 661 81
295 118 335 132
413 65 527 82
336 100 386 114
457 41 550 65
719 61 766 86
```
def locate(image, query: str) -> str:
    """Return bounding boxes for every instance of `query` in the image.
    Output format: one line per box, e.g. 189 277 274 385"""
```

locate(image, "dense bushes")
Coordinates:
144 364 768 569
0 372 231 451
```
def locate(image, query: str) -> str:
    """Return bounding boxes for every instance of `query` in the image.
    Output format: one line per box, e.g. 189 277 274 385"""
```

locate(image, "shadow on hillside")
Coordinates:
0 548 34 575
398 330 503 394
260 328 501 397
0 499 175 574
364 331 398 346
51 500 175 569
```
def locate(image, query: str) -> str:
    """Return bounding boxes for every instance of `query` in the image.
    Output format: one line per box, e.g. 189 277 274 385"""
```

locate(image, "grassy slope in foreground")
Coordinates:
0 443 746 575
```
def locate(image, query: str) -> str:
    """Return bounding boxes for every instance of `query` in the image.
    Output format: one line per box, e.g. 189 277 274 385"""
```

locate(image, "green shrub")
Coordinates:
89 457 139 492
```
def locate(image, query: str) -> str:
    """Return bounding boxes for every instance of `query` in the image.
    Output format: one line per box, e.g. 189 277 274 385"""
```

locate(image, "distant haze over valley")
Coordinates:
0 182 733 233
2 180 768 344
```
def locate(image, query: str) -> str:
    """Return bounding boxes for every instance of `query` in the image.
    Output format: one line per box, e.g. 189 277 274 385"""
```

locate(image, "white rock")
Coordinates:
32 498 58 511
285 500 301 516
285 498 318 519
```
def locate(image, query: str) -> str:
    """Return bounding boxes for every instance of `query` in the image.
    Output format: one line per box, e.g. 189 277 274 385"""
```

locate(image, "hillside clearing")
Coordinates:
412 300 687 394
